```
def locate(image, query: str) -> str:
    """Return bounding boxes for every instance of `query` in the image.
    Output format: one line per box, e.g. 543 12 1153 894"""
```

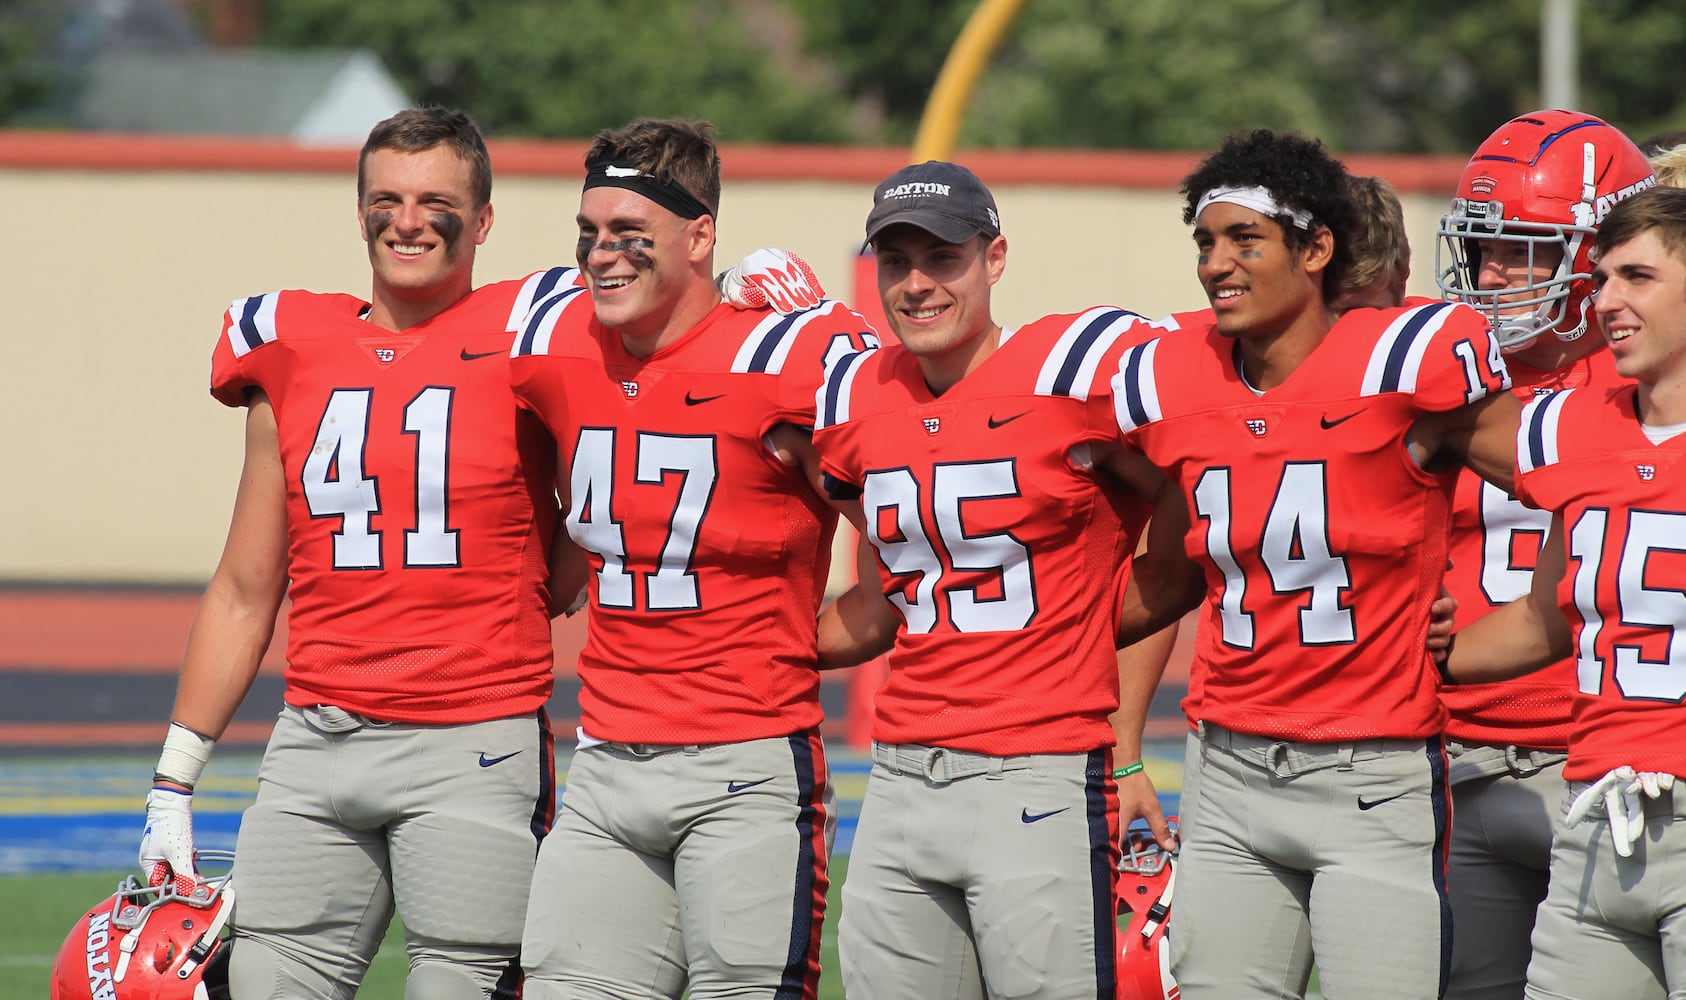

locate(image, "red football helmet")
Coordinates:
50 850 234 1000
1116 817 1178 1000
1436 109 1656 352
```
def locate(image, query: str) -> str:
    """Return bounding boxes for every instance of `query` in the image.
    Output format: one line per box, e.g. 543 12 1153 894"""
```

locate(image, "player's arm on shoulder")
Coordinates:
170 389 288 739
717 247 827 314
1445 513 1573 683
1411 389 1522 494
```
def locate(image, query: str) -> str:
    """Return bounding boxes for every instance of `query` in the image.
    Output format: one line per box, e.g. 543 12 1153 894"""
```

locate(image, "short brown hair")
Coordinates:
1595 185 1686 266
1343 175 1410 298
358 107 492 208
584 118 721 218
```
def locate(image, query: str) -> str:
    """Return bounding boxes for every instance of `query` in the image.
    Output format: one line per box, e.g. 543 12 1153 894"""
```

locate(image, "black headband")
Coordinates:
582 161 712 220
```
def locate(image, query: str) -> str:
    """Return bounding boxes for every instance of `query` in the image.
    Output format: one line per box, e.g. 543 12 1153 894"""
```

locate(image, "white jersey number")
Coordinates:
1192 462 1355 649
302 388 460 570
1476 480 1549 607
567 429 717 611
861 460 1036 634
1569 507 1686 701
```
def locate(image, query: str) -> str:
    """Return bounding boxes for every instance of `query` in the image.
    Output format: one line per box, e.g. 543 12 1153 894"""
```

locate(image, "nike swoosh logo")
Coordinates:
461 348 502 361
686 392 726 406
1319 408 1365 430
478 751 523 768
1021 807 1070 824
1357 791 1408 811
988 412 1028 429
727 778 774 793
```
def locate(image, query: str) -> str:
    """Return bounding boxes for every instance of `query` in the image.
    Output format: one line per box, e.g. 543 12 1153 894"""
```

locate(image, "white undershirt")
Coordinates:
1643 419 1686 444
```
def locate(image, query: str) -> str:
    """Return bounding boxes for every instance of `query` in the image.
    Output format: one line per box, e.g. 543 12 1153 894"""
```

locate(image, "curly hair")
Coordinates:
585 118 722 218
358 107 492 208
1180 129 1357 302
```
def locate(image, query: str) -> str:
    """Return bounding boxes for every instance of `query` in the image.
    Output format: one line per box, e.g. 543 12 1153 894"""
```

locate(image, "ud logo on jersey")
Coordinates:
621 381 640 399
922 417 941 435
373 348 396 363
1639 464 1657 481
1244 418 1268 437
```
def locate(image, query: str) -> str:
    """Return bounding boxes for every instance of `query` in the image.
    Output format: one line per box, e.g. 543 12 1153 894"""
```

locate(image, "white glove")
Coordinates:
1566 766 1676 858
140 787 200 893
717 248 826 314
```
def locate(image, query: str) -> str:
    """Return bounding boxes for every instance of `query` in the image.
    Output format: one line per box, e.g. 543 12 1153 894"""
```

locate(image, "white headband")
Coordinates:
1194 185 1313 231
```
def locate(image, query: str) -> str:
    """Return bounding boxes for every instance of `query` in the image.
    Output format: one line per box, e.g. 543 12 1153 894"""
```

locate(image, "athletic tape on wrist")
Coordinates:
155 722 215 790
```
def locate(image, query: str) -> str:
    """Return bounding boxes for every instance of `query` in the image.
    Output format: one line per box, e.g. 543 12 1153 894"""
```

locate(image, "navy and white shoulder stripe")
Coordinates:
731 300 850 375
1111 338 1164 434
506 266 581 333
1359 301 1459 396
511 284 589 358
815 347 877 431
225 292 281 359
1518 388 1575 474
1033 307 1145 399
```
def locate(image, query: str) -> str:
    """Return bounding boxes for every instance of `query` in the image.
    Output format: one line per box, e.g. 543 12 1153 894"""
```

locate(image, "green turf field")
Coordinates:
0 861 851 1000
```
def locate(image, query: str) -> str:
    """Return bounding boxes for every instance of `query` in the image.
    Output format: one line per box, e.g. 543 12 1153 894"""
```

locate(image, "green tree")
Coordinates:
259 0 855 142
0 2 72 126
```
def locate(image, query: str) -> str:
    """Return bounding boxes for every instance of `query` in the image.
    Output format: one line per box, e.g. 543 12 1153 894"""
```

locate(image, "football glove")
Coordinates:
1567 766 1676 858
717 248 826 314
140 786 200 894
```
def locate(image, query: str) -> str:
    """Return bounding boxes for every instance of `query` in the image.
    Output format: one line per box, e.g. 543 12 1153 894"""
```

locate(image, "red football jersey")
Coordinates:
1443 347 1621 748
1517 386 1686 780
1112 301 1509 741
815 308 1155 755
509 293 878 743
209 268 577 722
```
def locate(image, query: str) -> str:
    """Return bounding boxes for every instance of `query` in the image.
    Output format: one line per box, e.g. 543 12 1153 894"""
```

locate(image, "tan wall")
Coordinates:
0 137 1463 583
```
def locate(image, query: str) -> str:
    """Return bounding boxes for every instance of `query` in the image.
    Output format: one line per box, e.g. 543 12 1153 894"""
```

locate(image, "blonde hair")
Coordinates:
1649 142 1686 190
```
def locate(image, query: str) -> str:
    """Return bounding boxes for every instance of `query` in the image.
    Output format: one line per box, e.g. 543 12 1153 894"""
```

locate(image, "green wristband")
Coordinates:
1113 761 1145 779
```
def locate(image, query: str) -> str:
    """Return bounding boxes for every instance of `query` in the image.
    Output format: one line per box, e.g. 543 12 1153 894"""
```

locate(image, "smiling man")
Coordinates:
1442 184 1686 1000
139 107 573 999
507 117 877 1000
1107 129 1523 999
1432 110 1656 1000
810 160 1178 999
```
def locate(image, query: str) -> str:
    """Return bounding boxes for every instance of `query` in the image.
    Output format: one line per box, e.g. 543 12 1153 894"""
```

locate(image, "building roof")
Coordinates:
73 48 409 145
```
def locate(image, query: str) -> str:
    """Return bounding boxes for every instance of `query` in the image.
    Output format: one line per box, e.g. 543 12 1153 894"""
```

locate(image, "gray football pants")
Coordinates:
1445 741 1565 1000
1169 722 1451 1000
522 731 833 1000
228 704 554 1000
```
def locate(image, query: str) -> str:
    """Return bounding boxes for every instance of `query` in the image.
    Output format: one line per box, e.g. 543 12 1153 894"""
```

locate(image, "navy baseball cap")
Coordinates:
865 161 1002 245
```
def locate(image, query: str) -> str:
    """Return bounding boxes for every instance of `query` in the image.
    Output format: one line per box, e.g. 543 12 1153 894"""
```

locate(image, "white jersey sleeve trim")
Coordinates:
730 300 850 375
511 285 588 358
507 267 581 333
1360 301 1457 397
815 347 876 431
1518 388 1574 474
1034 307 1145 399
1111 338 1164 434
225 292 281 359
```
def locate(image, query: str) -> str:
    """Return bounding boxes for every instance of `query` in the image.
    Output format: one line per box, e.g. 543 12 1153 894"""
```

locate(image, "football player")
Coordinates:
810 159 1177 998
139 107 564 999
1131 172 1427 850
1434 110 1656 1000
1108 129 1520 1000
508 118 876 1000
1443 184 1686 1000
